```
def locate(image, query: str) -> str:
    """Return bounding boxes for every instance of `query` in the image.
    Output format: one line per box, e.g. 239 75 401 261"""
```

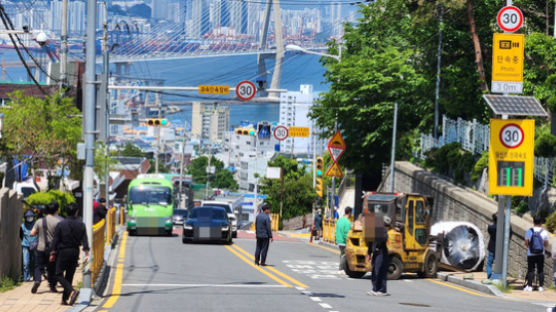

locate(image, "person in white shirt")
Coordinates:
524 216 549 292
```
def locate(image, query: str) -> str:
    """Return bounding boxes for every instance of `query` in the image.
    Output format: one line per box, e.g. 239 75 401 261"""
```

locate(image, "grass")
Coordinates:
494 282 513 293
76 281 83 290
0 276 20 293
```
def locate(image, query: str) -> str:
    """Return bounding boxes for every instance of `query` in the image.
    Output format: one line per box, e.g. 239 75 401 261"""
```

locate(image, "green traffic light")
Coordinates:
249 129 255 136
160 119 168 126
317 170 322 176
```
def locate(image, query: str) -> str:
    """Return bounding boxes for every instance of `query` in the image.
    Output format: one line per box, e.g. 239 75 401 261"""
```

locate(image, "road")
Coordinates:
93 230 543 312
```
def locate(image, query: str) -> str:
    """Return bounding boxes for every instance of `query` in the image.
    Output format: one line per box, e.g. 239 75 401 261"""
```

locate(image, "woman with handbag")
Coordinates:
20 210 37 282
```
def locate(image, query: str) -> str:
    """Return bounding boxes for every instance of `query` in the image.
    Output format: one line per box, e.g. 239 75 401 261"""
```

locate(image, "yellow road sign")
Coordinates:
199 85 230 95
288 126 310 137
492 33 524 83
326 162 343 178
489 119 534 196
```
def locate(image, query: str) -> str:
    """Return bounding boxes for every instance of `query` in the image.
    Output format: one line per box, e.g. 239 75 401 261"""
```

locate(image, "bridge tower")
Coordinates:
257 0 284 99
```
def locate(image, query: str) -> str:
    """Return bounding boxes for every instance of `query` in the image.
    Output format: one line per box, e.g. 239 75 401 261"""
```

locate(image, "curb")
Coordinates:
437 272 503 297
65 227 124 312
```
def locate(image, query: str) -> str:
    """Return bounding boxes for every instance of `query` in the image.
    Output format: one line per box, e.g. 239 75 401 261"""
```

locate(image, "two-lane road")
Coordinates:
95 231 544 312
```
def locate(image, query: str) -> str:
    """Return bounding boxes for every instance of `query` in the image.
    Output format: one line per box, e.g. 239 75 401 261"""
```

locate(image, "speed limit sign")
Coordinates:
235 80 256 101
273 125 288 141
497 6 523 32
499 123 524 148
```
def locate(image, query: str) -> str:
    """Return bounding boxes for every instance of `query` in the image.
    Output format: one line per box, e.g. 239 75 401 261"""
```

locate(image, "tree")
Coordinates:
94 142 117 180
118 142 145 157
212 169 238 191
0 91 81 184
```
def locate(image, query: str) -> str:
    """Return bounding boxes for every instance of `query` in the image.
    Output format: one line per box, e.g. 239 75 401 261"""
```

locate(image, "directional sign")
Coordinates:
289 126 310 137
327 130 346 162
497 6 523 33
273 125 289 141
235 80 256 101
199 85 230 94
326 162 343 178
491 33 524 94
489 119 534 196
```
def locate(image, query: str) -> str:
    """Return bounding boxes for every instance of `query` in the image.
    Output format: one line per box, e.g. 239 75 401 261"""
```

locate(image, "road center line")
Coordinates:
103 231 128 308
224 245 292 288
231 244 309 289
121 283 287 288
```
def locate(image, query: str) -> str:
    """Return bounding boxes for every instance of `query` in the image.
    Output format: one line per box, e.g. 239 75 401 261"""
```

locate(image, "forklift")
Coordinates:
342 192 442 279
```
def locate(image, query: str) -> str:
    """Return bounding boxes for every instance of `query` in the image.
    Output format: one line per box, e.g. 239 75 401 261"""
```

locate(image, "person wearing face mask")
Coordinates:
20 210 37 282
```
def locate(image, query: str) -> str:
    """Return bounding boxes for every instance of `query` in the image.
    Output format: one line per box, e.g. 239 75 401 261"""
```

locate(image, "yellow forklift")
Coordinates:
342 192 442 279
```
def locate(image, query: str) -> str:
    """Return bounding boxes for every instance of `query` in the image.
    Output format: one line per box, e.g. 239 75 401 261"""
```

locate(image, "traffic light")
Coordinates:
146 118 168 126
315 156 324 197
235 128 256 136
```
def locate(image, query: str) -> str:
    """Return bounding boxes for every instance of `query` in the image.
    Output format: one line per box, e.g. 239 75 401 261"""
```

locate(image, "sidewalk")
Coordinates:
0 269 82 312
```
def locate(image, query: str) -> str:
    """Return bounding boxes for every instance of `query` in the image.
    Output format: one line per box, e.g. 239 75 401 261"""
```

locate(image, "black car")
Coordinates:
182 206 232 244
172 209 188 226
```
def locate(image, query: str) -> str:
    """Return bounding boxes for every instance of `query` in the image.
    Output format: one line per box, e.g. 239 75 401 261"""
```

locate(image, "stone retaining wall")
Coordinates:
379 162 551 285
0 188 22 281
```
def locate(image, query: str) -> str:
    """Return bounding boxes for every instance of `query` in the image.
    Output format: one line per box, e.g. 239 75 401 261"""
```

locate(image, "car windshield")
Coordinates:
190 208 227 220
21 187 36 199
203 203 232 213
173 210 188 217
129 186 172 205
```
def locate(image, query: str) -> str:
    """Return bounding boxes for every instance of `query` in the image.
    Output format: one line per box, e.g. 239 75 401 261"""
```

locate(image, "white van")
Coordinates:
201 200 238 238
13 181 38 199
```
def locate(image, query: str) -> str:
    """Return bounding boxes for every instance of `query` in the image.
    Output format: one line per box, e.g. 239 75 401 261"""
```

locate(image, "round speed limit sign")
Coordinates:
499 123 524 148
235 80 256 101
273 125 288 141
497 6 523 32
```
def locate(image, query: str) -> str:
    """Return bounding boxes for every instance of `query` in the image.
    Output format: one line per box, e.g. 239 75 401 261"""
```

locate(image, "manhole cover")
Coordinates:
399 302 431 307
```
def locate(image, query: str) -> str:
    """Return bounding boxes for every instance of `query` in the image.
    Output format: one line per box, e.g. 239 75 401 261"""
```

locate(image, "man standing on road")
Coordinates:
368 216 391 297
254 204 273 266
50 203 89 305
30 201 61 294
335 207 352 273
524 216 549 292
486 213 497 279
314 209 323 240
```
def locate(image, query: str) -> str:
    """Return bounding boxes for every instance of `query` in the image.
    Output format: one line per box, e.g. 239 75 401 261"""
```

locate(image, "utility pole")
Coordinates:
102 3 110 208
389 102 398 192
205 146 211 200
155 93 161 174
82 0 97 294
178 120 187 208
433 4 443 140
60 0 68 88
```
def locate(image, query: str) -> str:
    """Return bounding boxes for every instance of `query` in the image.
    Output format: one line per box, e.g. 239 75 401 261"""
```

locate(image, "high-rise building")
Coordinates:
279 85 317 156
191 0 210 38
152 0 168 20
191 102 230 143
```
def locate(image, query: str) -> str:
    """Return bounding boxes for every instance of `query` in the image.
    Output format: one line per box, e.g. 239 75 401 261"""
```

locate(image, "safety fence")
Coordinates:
120 207 125 225
322 217 336 244
105 208 116 245
271 213 279 232
91 219 105 284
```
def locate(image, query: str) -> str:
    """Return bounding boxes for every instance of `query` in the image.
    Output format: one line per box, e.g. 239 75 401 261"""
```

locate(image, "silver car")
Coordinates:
172 209 189 226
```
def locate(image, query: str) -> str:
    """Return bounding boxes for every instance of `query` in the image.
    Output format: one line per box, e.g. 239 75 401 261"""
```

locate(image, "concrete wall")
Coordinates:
282 213 313 230
0 188 22 281
380 162 550 284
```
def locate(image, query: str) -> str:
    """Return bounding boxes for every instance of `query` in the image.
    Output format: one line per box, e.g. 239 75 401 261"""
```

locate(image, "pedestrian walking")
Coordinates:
93 198 108 224
335 207 352 273
524 216 549 292
486 213 497 279
368 216 391 297
20 210 37 282
30 201 61 293
254 204 273 266
314 209 323 240
50 203 89 305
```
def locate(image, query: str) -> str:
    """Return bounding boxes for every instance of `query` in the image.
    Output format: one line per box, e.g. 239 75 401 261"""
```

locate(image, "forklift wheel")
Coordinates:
387 256 403 280
342 255 366 278
420 252 438 278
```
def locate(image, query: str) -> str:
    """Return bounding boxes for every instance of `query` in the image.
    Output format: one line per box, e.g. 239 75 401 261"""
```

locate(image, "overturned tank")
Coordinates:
431 221 485 271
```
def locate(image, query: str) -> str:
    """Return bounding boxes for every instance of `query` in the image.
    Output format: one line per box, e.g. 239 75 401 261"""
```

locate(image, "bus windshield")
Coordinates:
129 186 172 205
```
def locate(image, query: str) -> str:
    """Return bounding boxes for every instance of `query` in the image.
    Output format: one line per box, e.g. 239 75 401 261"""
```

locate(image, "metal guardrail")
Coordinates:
322 217 336 244
120 207 125 226
91 219 105 284
106 208 116 245
271 213 280 232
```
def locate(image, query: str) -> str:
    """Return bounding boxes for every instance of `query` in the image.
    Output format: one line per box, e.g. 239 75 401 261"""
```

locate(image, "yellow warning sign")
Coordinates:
289 127 310 137
492 33 524 83
326 162 343 178
199 85 230 94
328 130 346 149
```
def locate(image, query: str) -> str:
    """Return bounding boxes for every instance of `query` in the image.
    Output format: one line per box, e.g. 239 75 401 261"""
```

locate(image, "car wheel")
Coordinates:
182 237 188 244
419 252 438 278
232 231 237 238
128 230 136 236
387 256 404 280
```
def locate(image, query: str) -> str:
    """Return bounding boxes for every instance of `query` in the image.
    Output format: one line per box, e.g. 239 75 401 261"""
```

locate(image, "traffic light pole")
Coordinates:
155 93 161 174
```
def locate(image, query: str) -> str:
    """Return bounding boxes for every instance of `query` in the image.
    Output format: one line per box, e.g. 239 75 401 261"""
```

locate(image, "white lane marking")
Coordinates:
302 290 314 296
310 297 322 302
295 286 305 291
319 303 332 309
121 283 287 288
403 279 413 282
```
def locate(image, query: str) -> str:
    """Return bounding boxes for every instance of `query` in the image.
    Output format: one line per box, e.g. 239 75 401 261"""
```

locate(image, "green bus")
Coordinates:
126 174 174 236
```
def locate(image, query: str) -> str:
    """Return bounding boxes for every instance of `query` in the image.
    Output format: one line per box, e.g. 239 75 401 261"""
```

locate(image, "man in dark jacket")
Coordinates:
254 204 273 266
93 198 107 224
50 203 89 305
486 213 497 279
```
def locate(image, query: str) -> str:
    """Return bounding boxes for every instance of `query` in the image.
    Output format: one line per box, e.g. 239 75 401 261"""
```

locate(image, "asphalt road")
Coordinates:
94 231 546 312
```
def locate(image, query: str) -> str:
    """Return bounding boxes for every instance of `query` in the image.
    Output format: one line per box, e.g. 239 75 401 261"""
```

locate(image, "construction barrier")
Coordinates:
91 219 105 284
105 207 116 245
120 207 125 225
322 217 336 244
271 213 280 232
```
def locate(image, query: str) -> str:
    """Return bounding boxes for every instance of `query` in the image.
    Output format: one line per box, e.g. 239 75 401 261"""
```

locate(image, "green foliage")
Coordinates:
535 133 556 158
26 190 75 217
515 200 529 216
471 152 489 182
546 210 556 233
147 159 170 174
212 169 238 191
118 142 145 157
187 156 236 190
0 275 19 292
94 142 118 179
259 156 314 219
424 143 475 184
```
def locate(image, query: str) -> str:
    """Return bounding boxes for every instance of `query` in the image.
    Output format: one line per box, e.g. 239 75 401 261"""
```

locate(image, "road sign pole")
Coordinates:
502 194 511 287
390 102 398 192
493 195 505 279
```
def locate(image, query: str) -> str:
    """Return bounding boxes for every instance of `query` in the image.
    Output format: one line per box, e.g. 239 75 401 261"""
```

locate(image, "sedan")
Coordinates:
182 206 232 244
172 209 189 226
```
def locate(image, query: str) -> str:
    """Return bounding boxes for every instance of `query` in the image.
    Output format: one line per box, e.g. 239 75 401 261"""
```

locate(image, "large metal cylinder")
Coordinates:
431 221 485 271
